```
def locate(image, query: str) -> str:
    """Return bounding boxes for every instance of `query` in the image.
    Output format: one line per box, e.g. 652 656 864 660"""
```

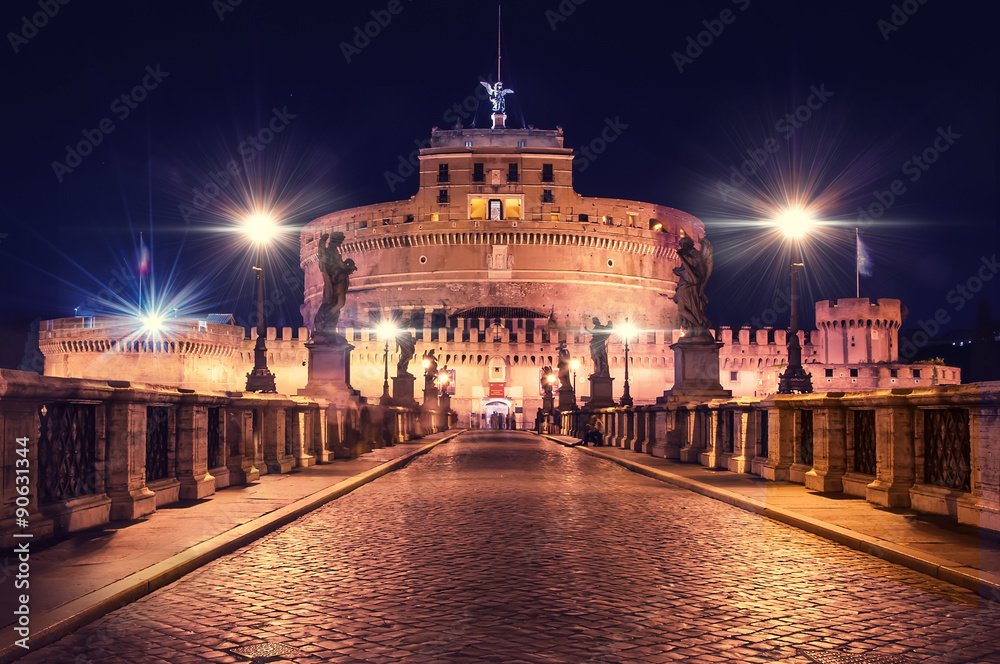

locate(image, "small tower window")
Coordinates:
912 369 921 378
508 163 519 183
438 189 449 203
438 164 449 183
465 141 473 147
850 368 859 377
542 163 554 182
890 369 898 378
542 189 554 203
517 140 526 148
473 163 485 182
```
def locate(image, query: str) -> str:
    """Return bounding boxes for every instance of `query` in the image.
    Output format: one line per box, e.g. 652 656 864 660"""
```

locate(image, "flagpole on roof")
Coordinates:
139 232 144 315
856 228 860 299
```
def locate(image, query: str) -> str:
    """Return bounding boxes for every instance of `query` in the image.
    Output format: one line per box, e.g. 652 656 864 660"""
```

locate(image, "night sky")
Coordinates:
1 0 996 370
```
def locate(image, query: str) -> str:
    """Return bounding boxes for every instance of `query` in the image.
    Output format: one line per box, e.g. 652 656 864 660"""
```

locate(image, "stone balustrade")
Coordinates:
561 382 1000 533
0 369 432 547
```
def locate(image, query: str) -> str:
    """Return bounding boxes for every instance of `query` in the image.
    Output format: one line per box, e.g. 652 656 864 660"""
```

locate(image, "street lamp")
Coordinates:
437 369 451 397
618 318 636 406
774 208 814 394
570 358 580 393
244 213 277 393
377 320 398 405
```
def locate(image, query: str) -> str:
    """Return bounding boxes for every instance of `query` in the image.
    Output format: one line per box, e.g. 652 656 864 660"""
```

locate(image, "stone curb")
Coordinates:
544 435 1000 603
0 431 465 664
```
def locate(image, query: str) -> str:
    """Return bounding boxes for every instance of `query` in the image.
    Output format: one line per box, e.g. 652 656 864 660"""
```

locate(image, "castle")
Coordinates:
38 122 959 424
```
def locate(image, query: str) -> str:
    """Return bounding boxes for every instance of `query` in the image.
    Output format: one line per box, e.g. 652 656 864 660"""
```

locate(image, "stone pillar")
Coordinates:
262 404 293 474
697 407 724 468
805 400 846 493
589 376 615 408
622 410 636 450
634 407 648 454
106 402 157 520
728 408 753 474
763 403 793 481
866 398 915 507
679 407 705 463
226 408 259 485
291 407 316 468
176 403 216 500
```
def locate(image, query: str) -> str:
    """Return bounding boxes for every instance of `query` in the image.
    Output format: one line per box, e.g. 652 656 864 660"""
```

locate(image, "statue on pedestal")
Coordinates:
396 331 416 377
557 341 571 388
673 235 714 338
313 232 357 344
585 317 613 377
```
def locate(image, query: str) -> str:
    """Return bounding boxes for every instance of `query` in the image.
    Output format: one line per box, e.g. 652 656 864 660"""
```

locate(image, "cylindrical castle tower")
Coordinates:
300 125 705 333
815 298 902 364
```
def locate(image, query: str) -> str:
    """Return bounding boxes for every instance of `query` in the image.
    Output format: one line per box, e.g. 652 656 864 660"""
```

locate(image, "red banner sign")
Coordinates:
489 382 505 398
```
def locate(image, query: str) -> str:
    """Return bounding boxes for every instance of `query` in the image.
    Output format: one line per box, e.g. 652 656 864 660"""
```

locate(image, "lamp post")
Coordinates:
570 358 580 396
775 208 814 394
377 321 397 405
619 318 635 407
436 369 451 430
244 214 277 393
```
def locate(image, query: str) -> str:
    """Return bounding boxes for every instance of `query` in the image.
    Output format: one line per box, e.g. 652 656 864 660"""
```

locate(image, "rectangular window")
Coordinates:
579 214 589 223
517 140 526 148
890 369 898 378
382 218 391 225
825 369 833 377
542 163 554 182
438 164 449 183
508 163 519 182
359 220 368 229
550 214 560 222
913 369 921 378
489 199 503 220
404 214 414 223
438 189 449 203
628 213 638 227
473 163 485 182
542 189 554 203
730 371 739 382
470 198 486 220
505 198 521 220
465 141 473 147
850 368 859 377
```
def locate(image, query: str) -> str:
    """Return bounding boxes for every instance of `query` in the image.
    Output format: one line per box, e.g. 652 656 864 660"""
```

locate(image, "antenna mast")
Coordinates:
497 1 502 83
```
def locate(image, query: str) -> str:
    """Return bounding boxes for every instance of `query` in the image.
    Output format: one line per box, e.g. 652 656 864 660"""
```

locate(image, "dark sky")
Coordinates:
1 0 996 368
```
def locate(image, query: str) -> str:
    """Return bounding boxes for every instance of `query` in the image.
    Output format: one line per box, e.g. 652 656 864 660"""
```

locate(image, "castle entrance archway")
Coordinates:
482 398 512 429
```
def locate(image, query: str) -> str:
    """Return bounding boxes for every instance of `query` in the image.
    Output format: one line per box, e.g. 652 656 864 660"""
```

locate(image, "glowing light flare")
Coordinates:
546 373 557 385
140 311 166 336
616 319 639 344
375 320 399 341
772 206 817 238
570 359 581 371
243 213 279 244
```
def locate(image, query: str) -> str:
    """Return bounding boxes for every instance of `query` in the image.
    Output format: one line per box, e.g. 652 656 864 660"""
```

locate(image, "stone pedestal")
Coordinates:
659 337 731 402
299 339 359 404
558 386 577 412
392 374 419 408
588 375 615 408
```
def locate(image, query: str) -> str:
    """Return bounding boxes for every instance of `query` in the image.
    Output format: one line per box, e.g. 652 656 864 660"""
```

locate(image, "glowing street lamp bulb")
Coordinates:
422 358 431 370
618 321 638 342
244 213 278 244
774 208 815 238
546 373 556 384
141 312 164 335
438 372 450 385
376 321 398 340
570 359 581 370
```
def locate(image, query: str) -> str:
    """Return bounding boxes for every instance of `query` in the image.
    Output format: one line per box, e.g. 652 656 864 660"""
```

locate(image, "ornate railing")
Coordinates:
37 402 97 504
146 406 171 482
798 410 814 467
207 407 221 468
853 409 876 475
923 408 971 492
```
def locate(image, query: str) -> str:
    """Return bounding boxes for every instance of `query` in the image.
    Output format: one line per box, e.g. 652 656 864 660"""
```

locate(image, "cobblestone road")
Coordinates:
20 432 1000 663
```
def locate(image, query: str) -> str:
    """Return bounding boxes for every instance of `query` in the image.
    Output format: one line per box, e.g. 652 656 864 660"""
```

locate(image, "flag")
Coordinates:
857 232 873 277
139 235 150 276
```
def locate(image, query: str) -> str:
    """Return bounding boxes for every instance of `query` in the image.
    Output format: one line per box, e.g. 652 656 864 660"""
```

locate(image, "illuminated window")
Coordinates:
473 163 485 182
628 213 638 227
550 214 559 222
465 141 473 147
649 219 662 231
429 213 440 222
517 140 526 147
542 164 554 182
470 199 486 220
505 199 521 220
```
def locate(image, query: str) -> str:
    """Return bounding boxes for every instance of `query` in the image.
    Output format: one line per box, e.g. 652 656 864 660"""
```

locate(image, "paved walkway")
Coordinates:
7 431 1000 664
545 435 1000 602
0 431 462 664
